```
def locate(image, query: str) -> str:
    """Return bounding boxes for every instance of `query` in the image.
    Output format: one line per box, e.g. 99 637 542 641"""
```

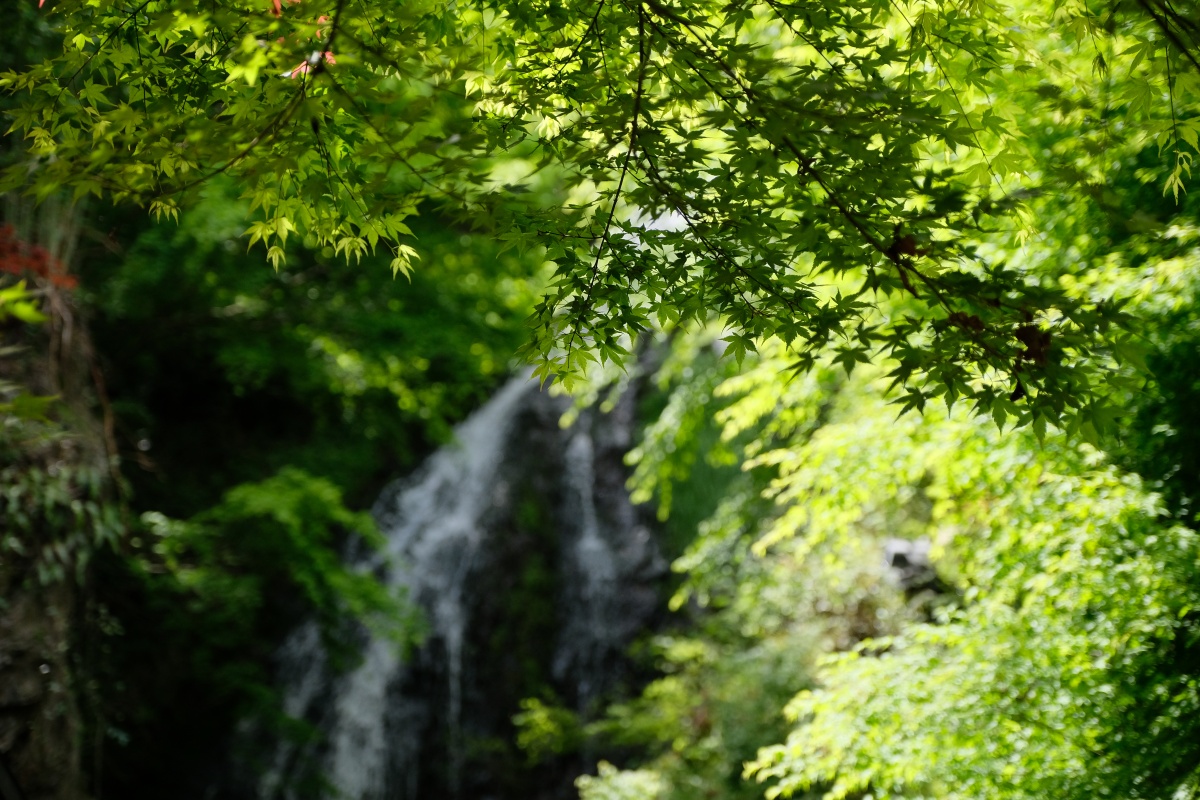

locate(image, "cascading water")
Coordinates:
252 374 664 800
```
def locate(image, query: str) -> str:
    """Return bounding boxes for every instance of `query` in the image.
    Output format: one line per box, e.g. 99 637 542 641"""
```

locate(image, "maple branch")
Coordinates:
565 2 648 366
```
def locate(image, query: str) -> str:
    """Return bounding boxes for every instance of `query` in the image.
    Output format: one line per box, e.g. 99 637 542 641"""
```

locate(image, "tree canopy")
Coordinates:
4 0 1200 432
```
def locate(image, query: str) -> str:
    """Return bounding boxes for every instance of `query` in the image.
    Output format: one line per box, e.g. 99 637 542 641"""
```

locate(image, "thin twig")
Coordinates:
1138 0 1200 72
565 2 649 365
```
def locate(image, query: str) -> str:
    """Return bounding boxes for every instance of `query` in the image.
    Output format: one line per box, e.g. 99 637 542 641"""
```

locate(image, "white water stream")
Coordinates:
254 374 661 800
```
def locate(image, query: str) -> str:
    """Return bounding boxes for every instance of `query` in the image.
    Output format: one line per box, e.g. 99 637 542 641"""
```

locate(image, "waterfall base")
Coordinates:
240 376 665 800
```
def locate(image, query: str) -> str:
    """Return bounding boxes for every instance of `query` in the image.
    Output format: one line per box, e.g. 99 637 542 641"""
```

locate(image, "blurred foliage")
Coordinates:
0 278 57 423
579 319 1200 799
746 403 1200 800
0 279 46 325
1111 246 1200 517
64 185 545 795
0 444 120 586
82 185 542 516
514 697 587 764
0 278 116 587
577 761 667 800
556 345 915 800
137 468 410 648
92 467 418 793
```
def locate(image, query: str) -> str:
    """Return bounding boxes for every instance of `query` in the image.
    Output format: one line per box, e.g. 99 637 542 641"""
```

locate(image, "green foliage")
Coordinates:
0 281 56 423
0 279 46 324
138 467 411 646
95 467 415 792
627 341 743 525
73 187 542 794
0 278 112 586
0 432 121 585
745 406 1200 800
5 0 1200 430
563 344 917 800
83 185 540 515
3 1 1200 797
514 697 586 763
1108 243 1200 515
573 242 1200 800
588 629 821 800
578 761 667 800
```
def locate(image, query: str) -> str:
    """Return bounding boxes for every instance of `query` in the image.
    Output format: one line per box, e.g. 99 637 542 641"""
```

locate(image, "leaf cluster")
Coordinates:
4 0 1200 432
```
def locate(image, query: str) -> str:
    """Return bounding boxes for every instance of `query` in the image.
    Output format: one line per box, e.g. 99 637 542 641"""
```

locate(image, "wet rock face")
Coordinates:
0 203 110 800
255 378 665 800
0 580 86 800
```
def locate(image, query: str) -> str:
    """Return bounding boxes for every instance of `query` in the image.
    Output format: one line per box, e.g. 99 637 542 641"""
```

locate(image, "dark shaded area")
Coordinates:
79 193 532 516
1119 308 1200 519
67 192 541 799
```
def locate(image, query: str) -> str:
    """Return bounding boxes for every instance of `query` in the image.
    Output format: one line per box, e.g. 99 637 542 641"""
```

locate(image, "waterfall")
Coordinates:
253 374 664 800
555 427 619 707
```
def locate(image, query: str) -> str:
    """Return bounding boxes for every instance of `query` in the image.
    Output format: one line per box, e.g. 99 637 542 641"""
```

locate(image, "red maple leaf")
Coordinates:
0 225 78 290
